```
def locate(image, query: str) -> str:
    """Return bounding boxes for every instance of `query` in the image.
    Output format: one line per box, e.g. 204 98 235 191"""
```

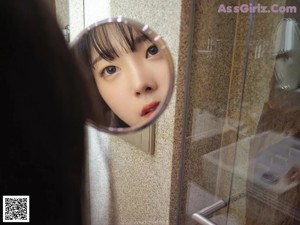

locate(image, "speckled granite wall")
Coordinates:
69 0 84 41
55 0 69 29
105 1 182 224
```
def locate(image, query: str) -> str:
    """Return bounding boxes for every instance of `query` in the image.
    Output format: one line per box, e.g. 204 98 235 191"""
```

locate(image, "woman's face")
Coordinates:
91 35 170 127
92 35 170 126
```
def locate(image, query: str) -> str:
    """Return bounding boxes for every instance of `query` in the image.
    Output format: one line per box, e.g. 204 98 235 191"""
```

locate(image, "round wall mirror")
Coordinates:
273 18 300 91
71 17 174 134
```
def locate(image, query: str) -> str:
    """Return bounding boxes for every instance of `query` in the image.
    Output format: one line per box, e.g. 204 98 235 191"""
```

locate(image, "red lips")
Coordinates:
141 101 160 118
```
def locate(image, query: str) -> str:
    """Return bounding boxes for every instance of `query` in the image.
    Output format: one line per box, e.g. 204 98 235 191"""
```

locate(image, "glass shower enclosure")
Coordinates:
177 0 300 224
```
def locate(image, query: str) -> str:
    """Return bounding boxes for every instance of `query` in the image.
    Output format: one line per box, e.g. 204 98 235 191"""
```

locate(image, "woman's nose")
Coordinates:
129 64 158 96
135 82 156 96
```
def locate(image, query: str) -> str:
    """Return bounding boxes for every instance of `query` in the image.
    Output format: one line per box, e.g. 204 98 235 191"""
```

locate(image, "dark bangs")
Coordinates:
90 22 146 61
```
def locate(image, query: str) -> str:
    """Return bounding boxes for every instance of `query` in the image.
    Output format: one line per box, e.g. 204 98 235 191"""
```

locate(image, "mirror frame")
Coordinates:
71 16 175 134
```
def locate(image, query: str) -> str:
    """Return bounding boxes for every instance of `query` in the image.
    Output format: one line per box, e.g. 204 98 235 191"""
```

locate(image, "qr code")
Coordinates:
3 196 29 223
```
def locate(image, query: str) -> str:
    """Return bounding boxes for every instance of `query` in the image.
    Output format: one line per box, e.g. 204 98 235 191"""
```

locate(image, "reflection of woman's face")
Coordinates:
91 37 170 127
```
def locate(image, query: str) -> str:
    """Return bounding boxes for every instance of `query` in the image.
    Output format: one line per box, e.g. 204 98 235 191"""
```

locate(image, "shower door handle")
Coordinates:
191 199 227 225
192 213 217 225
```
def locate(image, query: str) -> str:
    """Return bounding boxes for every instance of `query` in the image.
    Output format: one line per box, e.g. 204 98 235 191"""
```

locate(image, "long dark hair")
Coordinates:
72 22 150 128
0 1 88 224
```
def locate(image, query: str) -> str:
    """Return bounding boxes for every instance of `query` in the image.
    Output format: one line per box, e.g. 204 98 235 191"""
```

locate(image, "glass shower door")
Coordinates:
226 0 300 224
179 0 300 225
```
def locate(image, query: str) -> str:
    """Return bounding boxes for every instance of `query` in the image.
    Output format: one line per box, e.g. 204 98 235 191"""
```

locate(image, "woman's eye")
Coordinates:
101 66 119 77
146 45 159 58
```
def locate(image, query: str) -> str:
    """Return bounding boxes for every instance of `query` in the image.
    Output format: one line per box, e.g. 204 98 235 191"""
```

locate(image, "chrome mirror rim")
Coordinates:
71 17 175 134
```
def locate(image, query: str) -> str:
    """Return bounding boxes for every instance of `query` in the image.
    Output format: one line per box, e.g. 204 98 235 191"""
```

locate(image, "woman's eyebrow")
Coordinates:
134 35 148 44
91 35 149 65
